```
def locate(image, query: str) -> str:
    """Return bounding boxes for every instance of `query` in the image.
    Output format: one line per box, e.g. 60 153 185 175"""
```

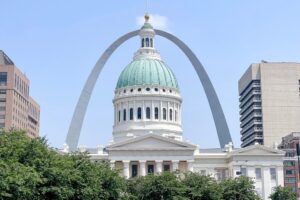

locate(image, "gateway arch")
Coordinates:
65 29 233 151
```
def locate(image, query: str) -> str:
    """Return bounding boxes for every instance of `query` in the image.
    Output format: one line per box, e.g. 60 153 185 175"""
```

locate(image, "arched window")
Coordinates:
137 107 142 119
155 107 159 119
123 109 126 121
118 110 121 122
175 110 178 122
150 38 153 47
141 38 144 47
146 107 151 119
169 109 173 121
163 108 167 120
130 108 133 120
145 38 150 47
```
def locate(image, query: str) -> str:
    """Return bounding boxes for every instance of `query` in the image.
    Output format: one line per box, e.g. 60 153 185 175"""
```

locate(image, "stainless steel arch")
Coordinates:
65 29 232 151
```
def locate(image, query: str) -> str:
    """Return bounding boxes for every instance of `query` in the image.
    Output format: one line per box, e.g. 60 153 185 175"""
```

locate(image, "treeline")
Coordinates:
0 131 296 200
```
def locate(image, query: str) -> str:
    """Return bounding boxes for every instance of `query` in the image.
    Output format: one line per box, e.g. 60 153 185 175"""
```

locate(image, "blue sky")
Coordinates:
1 1 300 148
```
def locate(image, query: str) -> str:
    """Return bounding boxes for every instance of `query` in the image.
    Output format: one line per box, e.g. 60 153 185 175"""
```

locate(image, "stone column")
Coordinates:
139 160 147 176
187 160 194 172
276 166 284 186
262 166 271 200
110 160 115 169
172 160 179 172
156 160 163 173
123 160 130 179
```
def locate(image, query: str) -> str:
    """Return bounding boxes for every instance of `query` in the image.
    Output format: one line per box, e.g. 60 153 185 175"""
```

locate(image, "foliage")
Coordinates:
0 130 270 200
127 172 187 200
0 130 126 200
220 176 261 200
269 186 297 200
182 172 222 200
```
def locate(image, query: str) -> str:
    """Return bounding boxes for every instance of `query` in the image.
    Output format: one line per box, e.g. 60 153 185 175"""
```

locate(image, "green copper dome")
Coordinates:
116 59 179 90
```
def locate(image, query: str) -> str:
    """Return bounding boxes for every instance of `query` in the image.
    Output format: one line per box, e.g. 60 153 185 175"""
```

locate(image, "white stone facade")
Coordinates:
68 16 286 200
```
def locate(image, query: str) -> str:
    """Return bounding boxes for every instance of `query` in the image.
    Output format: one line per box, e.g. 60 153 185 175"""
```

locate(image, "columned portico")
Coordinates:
172 160 179 171
156 160 163 173
187 160 194 172
139 160 146 176
123 160 130 179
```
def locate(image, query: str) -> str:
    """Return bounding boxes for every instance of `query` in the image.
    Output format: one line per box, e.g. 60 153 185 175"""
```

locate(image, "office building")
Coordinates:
239 62 300 147
0 50 40 137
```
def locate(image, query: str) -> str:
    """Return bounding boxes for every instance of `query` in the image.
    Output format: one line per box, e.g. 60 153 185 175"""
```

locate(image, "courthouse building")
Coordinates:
0 50 40 137
63 15 285 200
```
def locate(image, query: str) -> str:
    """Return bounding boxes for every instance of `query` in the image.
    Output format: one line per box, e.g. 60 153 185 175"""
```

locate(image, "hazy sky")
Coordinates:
1 1 300 148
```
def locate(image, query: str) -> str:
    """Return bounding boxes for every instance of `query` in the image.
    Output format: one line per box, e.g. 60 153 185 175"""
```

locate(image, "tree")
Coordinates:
0 130 126 200
220 176 261 200
182 172 222 200
269 186 297 200
127 172 187 200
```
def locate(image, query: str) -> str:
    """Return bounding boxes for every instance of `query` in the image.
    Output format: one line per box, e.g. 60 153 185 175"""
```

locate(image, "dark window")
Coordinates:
0 90 6 94
137 107 142 119
146 88 150 91
0 98 6 102
286 169 295 175
123 109 126 121
0 72 7 86
155 107 159 119
164 164 170 172
130 89 134 92
175 110 177 122
141 38 144 47
145 38 150 47
154 88 158 92
146 107 151 119
169 90 172 93
0 106 5 111
138 88 142 92
130 108 133 120
123 90 126 93
118 111 121 122
162 89 166 92
169 109 173 121
132 164 138 177
148 164 154 174
163 108 167 120
150 38 153 47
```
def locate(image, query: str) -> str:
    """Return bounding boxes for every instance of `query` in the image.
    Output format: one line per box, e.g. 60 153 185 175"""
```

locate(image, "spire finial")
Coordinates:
144 13 150 22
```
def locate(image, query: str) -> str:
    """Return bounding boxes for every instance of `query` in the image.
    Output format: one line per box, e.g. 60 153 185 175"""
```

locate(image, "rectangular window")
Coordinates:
286 178 296 183
163 164 170 172
286 169 295 175
241 168 247 176
131 164 138 178
200 170 206 176
0 98 6 102
0 123 4 128
155 107 159 119
284 161 295 167
129 108 133 120
0 106 5 111
270 168 277 180
255 168 262 180
147 164 154 174
0 72 7 86
0 115 5 119
0 89 6 94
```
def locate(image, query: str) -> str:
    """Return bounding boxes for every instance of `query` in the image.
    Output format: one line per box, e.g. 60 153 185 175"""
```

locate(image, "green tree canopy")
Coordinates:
127 172 187 200
0 130 126 200
269 186 297 200
220 176 261 200
182 172 222 200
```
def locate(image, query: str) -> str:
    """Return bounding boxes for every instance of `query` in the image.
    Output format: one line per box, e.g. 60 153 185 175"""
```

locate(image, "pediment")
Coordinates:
231 145 285 156
107 134 196 150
